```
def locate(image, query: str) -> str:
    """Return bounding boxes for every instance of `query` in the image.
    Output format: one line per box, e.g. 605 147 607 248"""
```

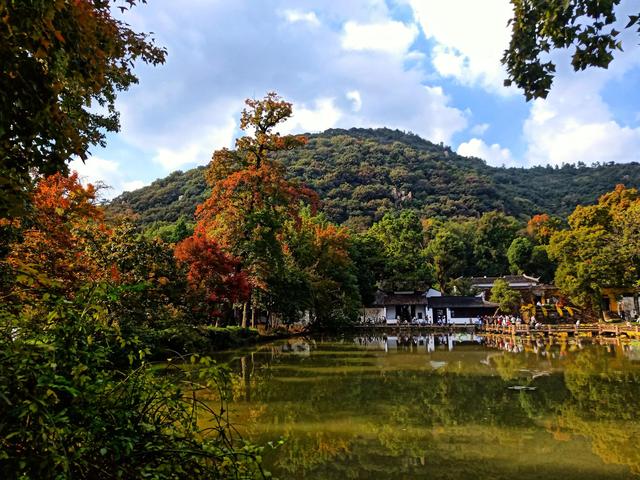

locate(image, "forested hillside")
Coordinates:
108 128 640 227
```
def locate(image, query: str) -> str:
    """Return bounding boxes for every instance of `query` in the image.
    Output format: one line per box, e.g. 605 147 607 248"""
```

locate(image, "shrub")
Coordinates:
0 298 267 479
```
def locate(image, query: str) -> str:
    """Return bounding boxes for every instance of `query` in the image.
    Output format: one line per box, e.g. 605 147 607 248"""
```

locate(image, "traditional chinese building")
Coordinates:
427 296 499 324
467 274 558 305
363 289 498 325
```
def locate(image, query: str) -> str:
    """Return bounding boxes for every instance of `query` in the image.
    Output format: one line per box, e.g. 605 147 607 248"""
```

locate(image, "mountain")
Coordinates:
107 127 640 228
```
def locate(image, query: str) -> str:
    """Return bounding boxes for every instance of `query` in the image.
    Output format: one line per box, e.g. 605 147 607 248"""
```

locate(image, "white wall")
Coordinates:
448 315 477 325
448 309 480 325
427 307 478 325
385 305 396 320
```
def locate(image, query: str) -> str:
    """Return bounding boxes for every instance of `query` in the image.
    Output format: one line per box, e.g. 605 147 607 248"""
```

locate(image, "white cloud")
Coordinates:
405 50 426 62
281 97 343 134
418 86 467 143
118 93 240 171
151 114 237 170
523 39 640 166
408 0 513 93
68 156 145 199
457 138 514 166
280 9 320 26
122 180 147 192
470 123 489 136
525 96 640 166
99 0 470 196
341 20 419 56
69 156 119 181
346 90 362 112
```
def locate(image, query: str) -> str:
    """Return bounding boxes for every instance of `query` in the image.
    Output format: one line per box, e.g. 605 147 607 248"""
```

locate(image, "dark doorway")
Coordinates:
397 305 415 322
601 296 610 312
434 308 447 324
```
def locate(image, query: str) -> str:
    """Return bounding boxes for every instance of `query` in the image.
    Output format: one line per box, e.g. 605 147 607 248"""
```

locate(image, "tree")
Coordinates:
368 211 434 290
282 210 361 328
426 223 470 293
503 0 640 99
143 216 194 244
0 0 166 217
5 172 106 302
507 236 535 275
196 93 317 327
0 294 266 479
472 211 520 276
490 278 522 314
548 185 640 315
507 236 556 283
348 233 386 306
526 214 562 245
91 222 190 329
174 233 250 325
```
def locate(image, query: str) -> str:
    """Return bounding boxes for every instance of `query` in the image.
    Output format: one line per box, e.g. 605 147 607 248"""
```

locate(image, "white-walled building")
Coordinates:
427 296 498 324
365 289 498 325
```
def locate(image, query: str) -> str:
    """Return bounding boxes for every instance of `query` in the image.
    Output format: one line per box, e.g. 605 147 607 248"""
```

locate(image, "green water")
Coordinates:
220 333 640 479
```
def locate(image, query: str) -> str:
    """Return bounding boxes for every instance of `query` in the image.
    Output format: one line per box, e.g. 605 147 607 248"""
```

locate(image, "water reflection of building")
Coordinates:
279 339 311 356
355 334 483 353
351 334 640 363
628 343 640 361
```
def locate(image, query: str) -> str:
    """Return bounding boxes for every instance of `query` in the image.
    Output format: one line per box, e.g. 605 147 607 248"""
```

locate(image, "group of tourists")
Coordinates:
483 315 525 327
483 314 547 329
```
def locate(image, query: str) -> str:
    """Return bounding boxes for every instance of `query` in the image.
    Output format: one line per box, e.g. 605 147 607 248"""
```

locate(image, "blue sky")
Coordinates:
70 0 640 198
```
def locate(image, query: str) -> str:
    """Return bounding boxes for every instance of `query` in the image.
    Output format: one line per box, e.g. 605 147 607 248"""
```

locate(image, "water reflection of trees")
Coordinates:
556 347 640 474
223 337 640 479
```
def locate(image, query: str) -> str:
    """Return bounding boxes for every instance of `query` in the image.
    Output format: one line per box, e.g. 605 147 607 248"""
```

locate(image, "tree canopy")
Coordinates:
503 0 640 99
108 128 640 228
548 184 640 314
0 0 166 217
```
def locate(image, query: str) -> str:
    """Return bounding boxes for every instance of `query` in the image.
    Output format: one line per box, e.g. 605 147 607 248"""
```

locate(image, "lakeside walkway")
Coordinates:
353 323 640 337
480 323 640 337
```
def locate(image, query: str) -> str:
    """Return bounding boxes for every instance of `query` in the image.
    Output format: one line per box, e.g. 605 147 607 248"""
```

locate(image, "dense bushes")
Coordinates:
0 171 272 478
0 296 266 479
147 325 262 358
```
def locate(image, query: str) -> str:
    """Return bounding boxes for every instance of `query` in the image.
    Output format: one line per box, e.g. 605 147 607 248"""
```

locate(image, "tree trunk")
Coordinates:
242 302 248 328
251 304 256 328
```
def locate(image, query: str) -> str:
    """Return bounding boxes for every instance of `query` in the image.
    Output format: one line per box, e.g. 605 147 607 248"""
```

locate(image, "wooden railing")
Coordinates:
480 323 640 336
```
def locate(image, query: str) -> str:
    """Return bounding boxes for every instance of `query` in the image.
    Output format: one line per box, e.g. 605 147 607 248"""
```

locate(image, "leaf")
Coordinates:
625 15 639 29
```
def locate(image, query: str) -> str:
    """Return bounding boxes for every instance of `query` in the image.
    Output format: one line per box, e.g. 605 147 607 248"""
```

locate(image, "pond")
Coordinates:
217 333 640 479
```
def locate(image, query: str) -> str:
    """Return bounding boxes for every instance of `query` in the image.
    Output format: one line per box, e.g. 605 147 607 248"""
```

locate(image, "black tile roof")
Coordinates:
373 291 428 306
428 296 498 308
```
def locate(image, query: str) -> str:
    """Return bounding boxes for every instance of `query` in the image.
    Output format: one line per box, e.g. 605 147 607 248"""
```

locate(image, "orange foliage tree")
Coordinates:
6 172 106 302
548 185 640 315
526 213 562 244
281 210 361 327
175 233 249 324
194 93 317 327
1 0 166 217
